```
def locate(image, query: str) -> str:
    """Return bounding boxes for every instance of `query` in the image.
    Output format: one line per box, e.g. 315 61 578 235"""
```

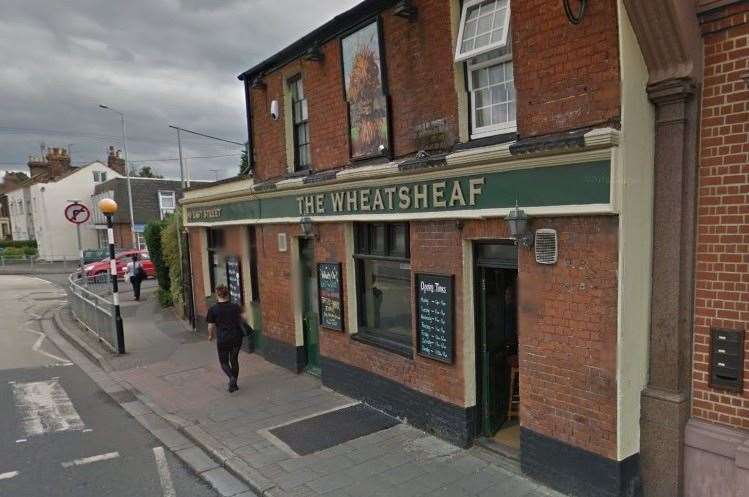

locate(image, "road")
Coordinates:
0 275 220 497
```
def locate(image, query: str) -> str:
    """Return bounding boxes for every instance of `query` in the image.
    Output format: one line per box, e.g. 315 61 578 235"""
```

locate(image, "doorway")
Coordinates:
475 242 519 451
299 238 320 375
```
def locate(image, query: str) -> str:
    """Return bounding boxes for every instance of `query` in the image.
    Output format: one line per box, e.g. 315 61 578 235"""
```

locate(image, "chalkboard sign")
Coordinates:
416 273 454 364
318 262 343 331
226 256 243 305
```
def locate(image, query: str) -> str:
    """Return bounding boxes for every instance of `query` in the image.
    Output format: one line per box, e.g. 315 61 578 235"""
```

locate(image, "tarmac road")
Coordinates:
0 275 221 497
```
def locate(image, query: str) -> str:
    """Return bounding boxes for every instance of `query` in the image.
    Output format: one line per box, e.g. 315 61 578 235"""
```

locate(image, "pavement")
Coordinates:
46 278 567 497
0 275 222 497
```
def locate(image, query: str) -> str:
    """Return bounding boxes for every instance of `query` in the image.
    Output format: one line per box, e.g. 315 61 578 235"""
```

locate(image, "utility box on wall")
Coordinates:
709 328 745 393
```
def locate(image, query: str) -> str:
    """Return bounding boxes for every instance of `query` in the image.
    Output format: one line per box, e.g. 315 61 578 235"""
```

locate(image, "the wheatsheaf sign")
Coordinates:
295 178 486 215
185 160 611 224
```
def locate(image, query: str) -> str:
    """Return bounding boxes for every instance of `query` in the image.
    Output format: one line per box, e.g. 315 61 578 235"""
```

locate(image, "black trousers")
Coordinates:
217 341 241 381
130 276 142 300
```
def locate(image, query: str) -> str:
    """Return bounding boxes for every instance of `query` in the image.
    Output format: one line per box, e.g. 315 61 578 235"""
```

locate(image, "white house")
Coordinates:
8 187 34 241
29 161 123 261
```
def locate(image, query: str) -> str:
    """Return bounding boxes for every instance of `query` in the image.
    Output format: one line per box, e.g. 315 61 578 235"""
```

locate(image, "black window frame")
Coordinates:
248 226 260 303
288 74 311 171
207 228 225 293
353 222 412 357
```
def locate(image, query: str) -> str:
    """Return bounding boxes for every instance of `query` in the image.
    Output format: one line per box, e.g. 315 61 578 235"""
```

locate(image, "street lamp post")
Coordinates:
99 104 137 249
98 198 126 354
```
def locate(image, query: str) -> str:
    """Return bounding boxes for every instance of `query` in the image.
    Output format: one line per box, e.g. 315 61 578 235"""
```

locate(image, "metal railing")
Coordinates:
0 255 82 274
68 273 118 352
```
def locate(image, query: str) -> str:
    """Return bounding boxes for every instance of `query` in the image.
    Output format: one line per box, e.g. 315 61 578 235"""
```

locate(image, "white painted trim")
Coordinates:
200 229 211 297
343 223 359 336
291 235 304 347
462 240 477 407
184 203 615 228
454 0 511 62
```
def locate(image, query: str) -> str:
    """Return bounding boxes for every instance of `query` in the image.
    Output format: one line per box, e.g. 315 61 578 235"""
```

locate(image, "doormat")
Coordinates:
268 404 399 456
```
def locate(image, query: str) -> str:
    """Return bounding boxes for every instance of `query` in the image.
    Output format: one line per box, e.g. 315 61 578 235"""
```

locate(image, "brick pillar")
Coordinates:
640 78 700 497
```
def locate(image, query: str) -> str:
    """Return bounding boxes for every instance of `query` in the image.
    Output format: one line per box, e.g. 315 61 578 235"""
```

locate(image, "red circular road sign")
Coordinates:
64 203 91 224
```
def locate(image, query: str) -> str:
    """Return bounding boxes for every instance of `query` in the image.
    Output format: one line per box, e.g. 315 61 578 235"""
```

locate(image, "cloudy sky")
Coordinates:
0 0 360 181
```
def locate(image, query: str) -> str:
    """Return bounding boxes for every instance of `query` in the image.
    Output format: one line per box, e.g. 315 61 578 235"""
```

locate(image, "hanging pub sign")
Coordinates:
416 273 454 364
226 256 243 305
318 262 343 331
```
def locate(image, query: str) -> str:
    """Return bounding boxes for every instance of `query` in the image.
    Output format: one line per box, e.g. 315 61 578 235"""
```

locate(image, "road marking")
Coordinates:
82 429 93 433
24 324 72 366
153 447 176 497
12 379 86 436
15 439 26 443
61 452 119 468
0 471 19 480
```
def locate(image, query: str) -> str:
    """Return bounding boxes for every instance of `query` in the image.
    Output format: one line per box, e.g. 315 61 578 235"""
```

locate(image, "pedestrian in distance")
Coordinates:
126 254 145 301
206 285 245 393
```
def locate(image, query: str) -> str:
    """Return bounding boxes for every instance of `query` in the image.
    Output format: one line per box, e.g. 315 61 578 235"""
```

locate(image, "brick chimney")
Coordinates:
1 172 26 193
46 147 71 179
107 146 126 176
26 147 72 182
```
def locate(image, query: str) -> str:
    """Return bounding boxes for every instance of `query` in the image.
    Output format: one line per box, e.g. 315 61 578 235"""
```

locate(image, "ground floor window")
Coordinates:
354 223 412 353
97 230 108 249
208 228 227 292
136 232 147 251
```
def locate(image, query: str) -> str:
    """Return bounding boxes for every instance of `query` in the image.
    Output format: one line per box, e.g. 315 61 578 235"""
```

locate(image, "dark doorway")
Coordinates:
475 242 519 450
299 238 320 375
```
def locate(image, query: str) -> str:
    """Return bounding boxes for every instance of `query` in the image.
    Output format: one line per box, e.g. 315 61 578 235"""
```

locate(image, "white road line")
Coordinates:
15 439 26 443
61 452 119 468
82 429 93 433
153 447 176 497
0 471 19 480
12 379 86 436
24 324 72 366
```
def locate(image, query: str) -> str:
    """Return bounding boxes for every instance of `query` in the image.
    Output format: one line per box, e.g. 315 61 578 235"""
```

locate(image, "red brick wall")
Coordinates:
463 216 620 459
692 4 749 431
255 224 301 345
512 0 621 138
249 0 459 182
318 220 466 406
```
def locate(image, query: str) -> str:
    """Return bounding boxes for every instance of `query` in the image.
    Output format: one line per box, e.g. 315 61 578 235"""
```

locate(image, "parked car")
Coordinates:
82 250 155 280
82 248 109 264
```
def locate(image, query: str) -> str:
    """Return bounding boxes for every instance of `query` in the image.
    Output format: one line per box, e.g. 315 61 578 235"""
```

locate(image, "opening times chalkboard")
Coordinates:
226 256 243 305
318 262 343 331
416 273 454 364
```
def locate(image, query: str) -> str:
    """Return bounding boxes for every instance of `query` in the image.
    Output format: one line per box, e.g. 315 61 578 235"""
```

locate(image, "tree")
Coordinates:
143 220 170 295
239 149 251 176
136 166 163 178
161 210 184 314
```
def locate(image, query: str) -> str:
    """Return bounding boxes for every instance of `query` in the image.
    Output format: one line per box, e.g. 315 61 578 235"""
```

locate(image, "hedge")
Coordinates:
0 240 37 249
143 221 170 291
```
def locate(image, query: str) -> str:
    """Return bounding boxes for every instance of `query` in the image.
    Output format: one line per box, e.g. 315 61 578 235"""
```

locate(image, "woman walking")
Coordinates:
206 285 244 392
126 254 144 301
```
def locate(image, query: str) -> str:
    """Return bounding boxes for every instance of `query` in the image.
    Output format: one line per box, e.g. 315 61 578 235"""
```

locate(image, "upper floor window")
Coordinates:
455 0 516 138
289 75 310 170
158 191 176 219
455 0 511 62
93 171 107 183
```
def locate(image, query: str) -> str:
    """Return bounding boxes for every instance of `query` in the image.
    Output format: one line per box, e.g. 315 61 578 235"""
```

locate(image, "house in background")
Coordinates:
91 177 202 250
0 171 27 240
8 146 126 260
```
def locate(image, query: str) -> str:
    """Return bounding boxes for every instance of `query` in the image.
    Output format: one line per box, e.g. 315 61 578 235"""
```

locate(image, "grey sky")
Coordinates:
0 0 360 181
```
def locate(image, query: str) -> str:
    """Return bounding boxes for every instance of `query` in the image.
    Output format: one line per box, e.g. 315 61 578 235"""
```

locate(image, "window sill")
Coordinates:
352 332 413 360
454 132 517 152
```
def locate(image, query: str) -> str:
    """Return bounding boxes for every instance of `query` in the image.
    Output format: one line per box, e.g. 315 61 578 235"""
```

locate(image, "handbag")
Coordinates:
240 321 254 338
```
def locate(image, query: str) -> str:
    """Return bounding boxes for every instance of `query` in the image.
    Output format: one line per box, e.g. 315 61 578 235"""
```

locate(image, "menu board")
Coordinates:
318 262 343 331
226 256 243 305
416 273 454 364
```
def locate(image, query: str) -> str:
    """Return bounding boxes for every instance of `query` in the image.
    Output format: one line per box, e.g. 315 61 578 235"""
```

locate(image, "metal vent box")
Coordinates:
535 229 558 265
709 328 745 393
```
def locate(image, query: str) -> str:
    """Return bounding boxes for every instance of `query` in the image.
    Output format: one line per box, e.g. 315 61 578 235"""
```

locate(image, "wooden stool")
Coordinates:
507 356 520 420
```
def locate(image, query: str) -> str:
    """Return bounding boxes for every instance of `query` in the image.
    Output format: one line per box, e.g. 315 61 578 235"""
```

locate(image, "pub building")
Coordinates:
181 1 658 496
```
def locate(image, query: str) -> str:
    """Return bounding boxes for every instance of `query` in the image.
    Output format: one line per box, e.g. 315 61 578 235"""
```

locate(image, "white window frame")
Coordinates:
455 0 511 62
158 190 176 219
467 50 516 139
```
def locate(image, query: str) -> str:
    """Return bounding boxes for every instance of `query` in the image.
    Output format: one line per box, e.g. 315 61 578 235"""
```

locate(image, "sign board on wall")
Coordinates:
318 262 343 331
416 273 454 364
226 256 243 305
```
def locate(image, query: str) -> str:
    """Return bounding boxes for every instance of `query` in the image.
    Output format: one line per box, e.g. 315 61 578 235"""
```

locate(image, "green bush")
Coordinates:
161 211 184 312
157 288 173 307
144 220 170 291
0 240 37 249
2 247 26 257
22 246 37 256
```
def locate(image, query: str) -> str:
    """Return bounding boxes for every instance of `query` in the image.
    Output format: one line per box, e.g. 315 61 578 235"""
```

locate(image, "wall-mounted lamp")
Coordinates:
251 76 266 90
506 203 534 248
303 44 325 62
393 0 418 20
300 216 318 239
